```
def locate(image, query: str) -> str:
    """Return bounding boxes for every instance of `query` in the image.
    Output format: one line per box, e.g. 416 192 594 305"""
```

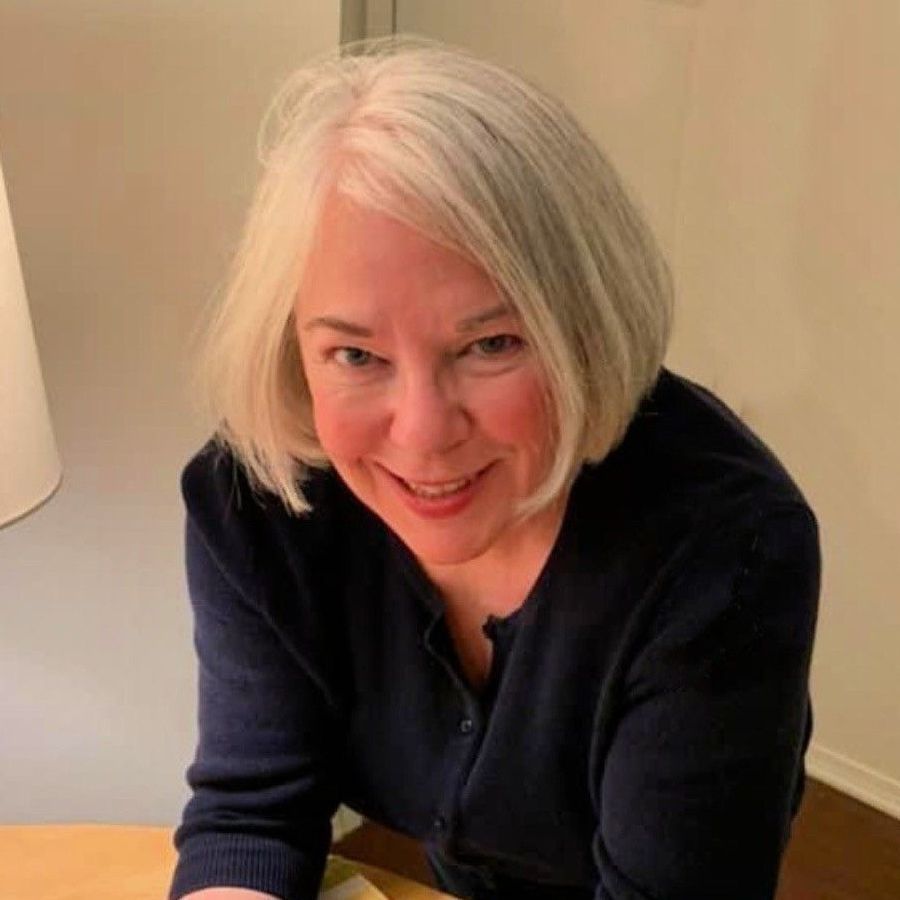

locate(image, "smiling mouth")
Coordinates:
382 464 491 499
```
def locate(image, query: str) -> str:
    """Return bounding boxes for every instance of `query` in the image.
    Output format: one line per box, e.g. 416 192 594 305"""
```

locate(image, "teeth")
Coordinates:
404 476 473 498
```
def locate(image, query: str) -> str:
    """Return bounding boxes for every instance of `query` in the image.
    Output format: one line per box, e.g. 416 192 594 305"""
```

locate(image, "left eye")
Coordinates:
467 335 524 357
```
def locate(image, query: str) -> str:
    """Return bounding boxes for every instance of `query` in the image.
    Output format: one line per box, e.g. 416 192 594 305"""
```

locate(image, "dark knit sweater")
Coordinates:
169 367 821 900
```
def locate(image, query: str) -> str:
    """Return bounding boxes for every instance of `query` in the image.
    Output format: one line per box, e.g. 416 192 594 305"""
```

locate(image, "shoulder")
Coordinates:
591 370 823 677
646 368 808 501
585 367 816 534
181 437 338 517
564 368 821 634
179 437 366 590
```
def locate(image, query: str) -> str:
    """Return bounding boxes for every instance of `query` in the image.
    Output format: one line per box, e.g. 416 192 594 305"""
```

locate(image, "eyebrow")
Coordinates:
302 316 373 337
455 304 513 333
302 304 514 337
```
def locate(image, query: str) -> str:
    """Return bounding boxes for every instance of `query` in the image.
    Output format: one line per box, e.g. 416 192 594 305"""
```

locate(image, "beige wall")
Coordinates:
0 1 340 823
397 0 900 816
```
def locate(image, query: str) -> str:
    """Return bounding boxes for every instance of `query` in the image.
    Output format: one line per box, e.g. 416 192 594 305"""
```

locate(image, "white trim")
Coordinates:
806 742 900 821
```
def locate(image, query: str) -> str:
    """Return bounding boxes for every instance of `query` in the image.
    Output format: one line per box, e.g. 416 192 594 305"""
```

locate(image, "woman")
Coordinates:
169 37 820 900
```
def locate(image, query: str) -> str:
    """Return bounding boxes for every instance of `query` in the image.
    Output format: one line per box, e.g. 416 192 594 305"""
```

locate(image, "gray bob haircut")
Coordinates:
193 35 673 517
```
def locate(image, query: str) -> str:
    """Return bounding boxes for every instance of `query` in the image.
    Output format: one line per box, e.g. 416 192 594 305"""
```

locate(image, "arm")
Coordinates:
169 494 341 900
592 504 821 900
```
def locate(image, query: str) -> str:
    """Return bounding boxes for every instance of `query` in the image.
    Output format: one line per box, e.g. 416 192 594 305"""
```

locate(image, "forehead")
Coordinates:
296 192 502 320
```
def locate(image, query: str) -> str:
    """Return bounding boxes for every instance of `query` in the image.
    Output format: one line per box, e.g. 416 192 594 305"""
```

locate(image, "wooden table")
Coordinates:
0 825 453 899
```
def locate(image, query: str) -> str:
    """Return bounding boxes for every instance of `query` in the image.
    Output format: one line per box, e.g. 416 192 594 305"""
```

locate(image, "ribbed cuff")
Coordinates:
169 832 325 900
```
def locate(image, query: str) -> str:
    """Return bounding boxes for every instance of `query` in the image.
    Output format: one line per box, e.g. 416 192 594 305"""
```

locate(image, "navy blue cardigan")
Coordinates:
169 367 821 900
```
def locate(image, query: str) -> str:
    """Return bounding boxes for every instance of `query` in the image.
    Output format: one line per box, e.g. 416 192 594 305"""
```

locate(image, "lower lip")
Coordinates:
384 465 492 520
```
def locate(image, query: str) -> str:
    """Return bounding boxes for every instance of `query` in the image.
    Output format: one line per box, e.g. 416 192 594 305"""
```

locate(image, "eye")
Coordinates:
467 334 525 358
332 346 377 368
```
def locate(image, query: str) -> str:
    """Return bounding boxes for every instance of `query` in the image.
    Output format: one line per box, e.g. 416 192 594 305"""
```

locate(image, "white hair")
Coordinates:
191 35 673 517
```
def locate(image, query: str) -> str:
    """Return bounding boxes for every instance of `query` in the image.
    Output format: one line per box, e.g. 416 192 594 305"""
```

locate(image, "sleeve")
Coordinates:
592 503 821 900
169 477 342 899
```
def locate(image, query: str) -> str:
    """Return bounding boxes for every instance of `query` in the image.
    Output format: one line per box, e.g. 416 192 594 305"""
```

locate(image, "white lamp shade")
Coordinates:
0 152 61 527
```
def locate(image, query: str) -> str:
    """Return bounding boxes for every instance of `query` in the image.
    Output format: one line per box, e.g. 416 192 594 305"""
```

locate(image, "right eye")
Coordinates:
332 347 377 368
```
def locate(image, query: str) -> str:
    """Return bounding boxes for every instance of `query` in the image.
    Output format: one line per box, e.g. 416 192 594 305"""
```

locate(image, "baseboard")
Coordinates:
806 742 900 821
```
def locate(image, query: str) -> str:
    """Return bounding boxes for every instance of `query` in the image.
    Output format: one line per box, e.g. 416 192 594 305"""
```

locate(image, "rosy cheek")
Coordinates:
475 370 551 446
311 392 385 462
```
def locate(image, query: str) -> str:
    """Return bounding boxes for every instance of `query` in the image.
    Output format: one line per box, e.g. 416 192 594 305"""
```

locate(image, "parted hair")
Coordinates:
192 35 673 518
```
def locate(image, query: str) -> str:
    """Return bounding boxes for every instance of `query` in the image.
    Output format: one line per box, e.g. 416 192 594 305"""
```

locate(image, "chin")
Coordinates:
391 523 497 569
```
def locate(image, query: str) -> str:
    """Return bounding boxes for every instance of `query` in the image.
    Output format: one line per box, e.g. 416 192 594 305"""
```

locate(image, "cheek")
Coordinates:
475 370 553 455
310 390 384 462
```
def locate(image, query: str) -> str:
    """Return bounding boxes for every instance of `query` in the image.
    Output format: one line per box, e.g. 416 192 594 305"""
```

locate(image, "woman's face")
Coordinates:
294 193 557 571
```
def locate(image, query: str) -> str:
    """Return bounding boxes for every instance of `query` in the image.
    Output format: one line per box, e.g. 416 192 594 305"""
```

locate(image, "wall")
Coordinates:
397 0 900 816
0 1 340 823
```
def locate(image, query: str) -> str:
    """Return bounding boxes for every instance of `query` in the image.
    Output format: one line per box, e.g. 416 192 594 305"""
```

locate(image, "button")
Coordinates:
433 815 447 833
459 717 474 735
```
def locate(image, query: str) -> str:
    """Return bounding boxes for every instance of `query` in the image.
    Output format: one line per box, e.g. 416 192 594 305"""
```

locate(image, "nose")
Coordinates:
388 367 471 457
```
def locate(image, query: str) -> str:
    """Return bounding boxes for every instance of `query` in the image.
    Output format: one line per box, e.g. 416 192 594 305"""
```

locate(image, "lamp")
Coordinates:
0 150 61 528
